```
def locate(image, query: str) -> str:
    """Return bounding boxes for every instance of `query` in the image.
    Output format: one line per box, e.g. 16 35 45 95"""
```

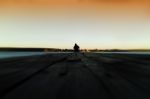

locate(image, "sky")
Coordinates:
0 0 150 49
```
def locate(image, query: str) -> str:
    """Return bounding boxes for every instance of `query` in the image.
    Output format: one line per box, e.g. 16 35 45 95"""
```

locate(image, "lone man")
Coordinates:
73 43 80 52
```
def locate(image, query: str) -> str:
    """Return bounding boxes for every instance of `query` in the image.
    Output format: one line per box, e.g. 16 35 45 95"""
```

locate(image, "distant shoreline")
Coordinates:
0 48 72 52
0 48 150 52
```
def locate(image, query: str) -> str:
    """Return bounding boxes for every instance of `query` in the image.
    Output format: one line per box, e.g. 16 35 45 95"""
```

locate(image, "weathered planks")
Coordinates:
0 53 150 99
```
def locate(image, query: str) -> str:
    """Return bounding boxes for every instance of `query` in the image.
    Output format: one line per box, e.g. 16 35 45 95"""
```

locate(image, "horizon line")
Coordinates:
0 47 150 50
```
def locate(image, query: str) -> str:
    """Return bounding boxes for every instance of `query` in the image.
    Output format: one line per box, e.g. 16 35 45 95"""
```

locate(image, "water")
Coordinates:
0 52 46 59
0 51 150 59
0 51 74 59
95 52 150 54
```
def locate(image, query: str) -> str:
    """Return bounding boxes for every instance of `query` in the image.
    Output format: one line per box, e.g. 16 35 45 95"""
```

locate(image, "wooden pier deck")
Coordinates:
0 53 150 99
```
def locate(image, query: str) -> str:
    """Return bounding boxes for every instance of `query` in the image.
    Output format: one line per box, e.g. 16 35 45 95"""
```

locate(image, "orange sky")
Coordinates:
0 0 150 21
0 0 150 9
0 0 150 12
0 0 150 49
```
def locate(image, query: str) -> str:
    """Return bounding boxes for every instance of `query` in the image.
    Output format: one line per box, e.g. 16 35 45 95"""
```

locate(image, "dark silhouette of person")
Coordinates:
74 43 80 52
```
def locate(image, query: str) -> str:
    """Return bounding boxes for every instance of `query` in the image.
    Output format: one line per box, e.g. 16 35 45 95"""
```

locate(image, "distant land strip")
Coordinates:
0 47 150 52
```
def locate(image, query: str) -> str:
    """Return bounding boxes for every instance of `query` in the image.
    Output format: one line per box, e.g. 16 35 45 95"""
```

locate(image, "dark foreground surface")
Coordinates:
0 53 150 99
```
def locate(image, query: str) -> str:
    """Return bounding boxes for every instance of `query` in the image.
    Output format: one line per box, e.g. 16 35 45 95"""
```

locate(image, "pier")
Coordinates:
0 53 150 99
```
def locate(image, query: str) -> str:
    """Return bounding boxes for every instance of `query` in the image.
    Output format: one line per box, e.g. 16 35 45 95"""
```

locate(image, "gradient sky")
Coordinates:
0 0 150 49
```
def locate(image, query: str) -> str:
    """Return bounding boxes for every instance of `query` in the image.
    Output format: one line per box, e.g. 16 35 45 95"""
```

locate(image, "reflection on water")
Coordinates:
0 52 73 59
95 52 150 54
0 52 45 59
0 51 150 59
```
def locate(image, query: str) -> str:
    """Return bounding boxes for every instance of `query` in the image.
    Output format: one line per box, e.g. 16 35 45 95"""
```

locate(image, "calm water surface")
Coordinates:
95 52 150 54
0 52 46 59
0 51 150 59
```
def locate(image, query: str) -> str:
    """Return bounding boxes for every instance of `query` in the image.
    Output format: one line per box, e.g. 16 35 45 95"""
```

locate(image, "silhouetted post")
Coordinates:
74 43 80 52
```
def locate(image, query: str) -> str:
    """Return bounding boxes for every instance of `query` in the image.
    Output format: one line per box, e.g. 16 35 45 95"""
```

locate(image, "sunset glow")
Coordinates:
0 0 150 49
